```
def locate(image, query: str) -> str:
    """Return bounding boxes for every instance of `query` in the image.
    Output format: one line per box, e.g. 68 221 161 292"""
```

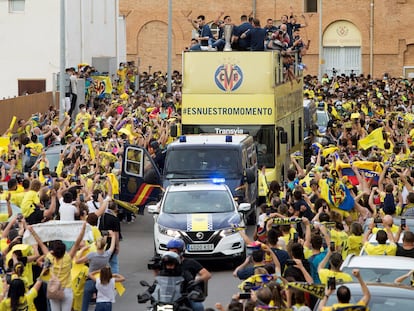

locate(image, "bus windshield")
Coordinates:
182 125 275 168
164 149 240 178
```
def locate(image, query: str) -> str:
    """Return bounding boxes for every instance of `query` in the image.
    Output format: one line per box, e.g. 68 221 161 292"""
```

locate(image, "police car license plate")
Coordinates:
188 244 214 251
156 305 174 311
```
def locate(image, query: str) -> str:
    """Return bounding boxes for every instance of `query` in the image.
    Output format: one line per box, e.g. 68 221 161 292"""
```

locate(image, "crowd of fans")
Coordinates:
0 14 413 310
211 72 414 310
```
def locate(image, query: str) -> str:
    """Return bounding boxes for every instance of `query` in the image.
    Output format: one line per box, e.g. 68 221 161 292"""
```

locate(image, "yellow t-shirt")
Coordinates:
26 142 43 157
46 253 73 288
318 269 353 285
0 287 38 311
330 229 348 250
91 226 102 243
21 190 40 218
341 235 363 259
363 241 397 256
71 257 89 311
372 225 399 235
1 190 25 207
281 227 297 246
75 112 92 129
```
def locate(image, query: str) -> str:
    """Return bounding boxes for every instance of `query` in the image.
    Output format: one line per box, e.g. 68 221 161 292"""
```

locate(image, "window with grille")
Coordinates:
304 0 317 13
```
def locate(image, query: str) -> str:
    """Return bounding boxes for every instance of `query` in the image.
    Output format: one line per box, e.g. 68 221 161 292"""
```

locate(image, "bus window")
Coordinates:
298 117 302 142
125 147 143 177
276 130 280 156
291 120 295 146
256 126 275 169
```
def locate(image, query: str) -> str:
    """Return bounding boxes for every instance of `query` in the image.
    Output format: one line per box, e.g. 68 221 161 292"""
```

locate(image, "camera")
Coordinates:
327 277 336 290
293 232 299 243
401 218 406 229
147 254 162 270
374 217 383 224
239 292 251 299
278 30 283 35
330 241 335 252
43 258 52 269
286 259 296 266
242 282 255 292
17 213 23 222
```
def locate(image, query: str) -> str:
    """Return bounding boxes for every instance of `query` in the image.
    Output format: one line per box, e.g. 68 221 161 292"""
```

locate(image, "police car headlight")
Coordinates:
158 225 180 238
219 228 236 237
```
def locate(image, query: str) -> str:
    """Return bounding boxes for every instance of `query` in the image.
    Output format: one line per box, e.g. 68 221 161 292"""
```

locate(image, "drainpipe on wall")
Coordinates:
115 0 119 65
318 0 323 80
369 0 374 77
252 0 256 17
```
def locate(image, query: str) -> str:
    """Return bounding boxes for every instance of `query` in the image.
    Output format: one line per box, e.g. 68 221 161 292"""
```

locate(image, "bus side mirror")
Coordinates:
280 131 288 144
170 124 178 137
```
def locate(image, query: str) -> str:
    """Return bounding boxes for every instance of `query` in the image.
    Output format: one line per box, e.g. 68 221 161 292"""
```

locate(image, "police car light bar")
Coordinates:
212 178 225 184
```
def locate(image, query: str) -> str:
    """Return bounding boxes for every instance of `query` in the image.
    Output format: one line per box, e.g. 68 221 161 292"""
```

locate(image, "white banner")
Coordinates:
23 221 94 245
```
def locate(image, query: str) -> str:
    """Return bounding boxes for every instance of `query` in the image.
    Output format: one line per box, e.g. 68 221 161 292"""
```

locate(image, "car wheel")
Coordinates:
153 240 158 256
233 249 247 268
246 204 257 225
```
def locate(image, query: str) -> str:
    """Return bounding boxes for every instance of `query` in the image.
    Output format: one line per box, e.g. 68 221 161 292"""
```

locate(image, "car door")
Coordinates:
120 145 162 208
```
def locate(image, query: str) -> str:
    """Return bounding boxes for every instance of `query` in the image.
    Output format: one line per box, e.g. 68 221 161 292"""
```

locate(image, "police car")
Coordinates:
148 180 250 261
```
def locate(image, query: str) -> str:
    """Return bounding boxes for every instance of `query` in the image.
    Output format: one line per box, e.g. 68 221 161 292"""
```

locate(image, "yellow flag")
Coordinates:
0 137 10 154
8 116 16 132
84 137 95 160
322 146 339 158
358 127 385 150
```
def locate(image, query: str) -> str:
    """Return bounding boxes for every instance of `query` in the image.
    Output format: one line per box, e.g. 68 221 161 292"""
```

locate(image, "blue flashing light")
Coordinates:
179 135 186 142
212 178 225 184
225 135 232 142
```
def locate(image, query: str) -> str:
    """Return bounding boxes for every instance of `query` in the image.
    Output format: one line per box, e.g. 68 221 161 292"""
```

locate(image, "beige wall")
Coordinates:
120 0 414 79
0 92 56 134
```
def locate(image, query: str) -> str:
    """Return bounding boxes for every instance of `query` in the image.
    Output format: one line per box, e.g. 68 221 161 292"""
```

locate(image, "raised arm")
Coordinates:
353 269 371 305
394 269 414 285
94 194 109 217
68 222 87 259
303 217 312 250
317 247 332 273
27 225 49 255
261 243 281 275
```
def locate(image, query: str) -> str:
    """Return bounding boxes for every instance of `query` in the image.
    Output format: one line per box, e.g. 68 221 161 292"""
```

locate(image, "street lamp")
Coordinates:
59 0 66 122
167 0 172 93
318 0 323 81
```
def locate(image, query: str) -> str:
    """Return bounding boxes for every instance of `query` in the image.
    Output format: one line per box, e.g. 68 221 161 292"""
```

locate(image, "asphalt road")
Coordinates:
112 211 253 311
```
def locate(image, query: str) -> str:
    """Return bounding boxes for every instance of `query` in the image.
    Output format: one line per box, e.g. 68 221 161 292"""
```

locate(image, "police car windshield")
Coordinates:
164 149 239 176
163 190 234 213
316 110 329 127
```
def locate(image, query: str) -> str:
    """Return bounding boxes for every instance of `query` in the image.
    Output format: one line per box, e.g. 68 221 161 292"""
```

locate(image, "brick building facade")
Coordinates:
120 0 414 78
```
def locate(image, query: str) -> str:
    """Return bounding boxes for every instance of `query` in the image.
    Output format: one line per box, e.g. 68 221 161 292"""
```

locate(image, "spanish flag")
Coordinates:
358 127 385 150
129 183 161 206
339 161 383 186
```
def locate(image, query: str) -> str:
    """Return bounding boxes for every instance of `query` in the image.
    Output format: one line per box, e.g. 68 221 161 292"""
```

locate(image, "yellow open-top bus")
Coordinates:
181 51 304 184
